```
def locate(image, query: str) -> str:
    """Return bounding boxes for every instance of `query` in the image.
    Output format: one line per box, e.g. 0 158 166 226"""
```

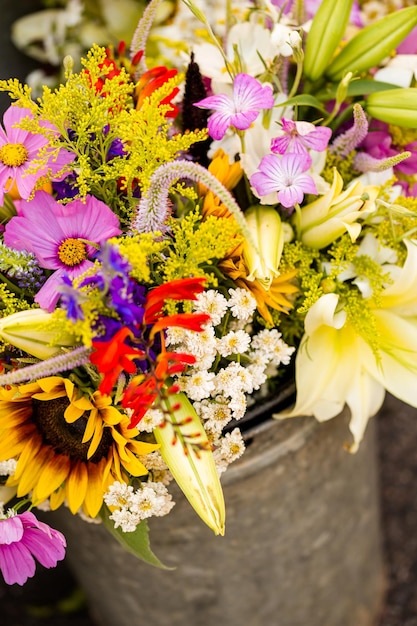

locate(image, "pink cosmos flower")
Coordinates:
4 191 121 311
0 105 74 204
0 510 66 586
250 153 317 208
194 73 275 140
271 118 332 156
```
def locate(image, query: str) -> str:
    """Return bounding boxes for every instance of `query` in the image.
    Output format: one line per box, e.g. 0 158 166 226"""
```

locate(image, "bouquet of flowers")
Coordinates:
1 0 417 586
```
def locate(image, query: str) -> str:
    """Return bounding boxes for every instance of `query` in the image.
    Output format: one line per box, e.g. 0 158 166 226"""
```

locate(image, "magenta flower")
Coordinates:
0 510 66 586
0 106 74 204
250 153 317 208
4 191 121 311
271 118 332 156
194 73 274 140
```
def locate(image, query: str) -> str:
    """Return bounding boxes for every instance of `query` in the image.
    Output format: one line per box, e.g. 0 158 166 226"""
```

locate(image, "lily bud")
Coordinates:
0 309 75 360
365 88 417 128
155 393 225 536
298 169 378 249
303 0 353 81
242 205 284 290
326 6 417 82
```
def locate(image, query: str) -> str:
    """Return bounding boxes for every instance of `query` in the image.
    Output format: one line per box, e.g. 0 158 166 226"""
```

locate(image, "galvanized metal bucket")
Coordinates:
52 402 385 626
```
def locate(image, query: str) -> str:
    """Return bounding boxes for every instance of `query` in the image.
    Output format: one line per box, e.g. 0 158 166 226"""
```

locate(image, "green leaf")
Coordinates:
100 505 173 569
316 79 399 101
277 94 327 112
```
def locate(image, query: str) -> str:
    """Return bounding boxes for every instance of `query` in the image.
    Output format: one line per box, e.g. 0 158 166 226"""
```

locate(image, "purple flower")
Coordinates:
194 73 274 140
0 510 66 586
271 118 332 156
0 106 74 204
250 153 317 208
4 191 121 311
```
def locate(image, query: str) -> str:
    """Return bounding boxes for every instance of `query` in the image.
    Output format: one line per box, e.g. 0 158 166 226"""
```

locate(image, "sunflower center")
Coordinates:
32 396 113 463
58 238 88 267
0 143 29 167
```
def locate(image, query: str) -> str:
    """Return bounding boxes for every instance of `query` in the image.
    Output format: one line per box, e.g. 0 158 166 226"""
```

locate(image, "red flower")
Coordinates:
135 66 180 117
90 327 145 396
150 313 210 338
144 277 207 323
122 352 196 428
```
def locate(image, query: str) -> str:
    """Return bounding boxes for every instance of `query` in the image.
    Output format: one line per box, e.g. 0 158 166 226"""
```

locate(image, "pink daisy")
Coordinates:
250 153 317 208
194 73 274 140
0 105 74 204
271 118 332 156
4 190 121 311
0 510 66 586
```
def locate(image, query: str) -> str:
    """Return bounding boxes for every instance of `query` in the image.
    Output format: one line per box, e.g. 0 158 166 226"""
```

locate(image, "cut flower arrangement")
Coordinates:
1 0 417 586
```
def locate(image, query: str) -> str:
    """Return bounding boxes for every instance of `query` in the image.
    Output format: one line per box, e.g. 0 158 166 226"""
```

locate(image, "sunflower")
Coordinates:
0 376 158 518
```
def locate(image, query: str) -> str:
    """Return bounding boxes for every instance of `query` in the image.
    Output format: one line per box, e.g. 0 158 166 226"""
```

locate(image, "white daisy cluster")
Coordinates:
103 480 175 533
0 459 17 477
166 287 295 453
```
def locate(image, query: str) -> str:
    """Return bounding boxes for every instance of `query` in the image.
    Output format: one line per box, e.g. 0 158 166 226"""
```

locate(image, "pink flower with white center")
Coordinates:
0 510 66 586
194 73 274 140
271 118 332 156
0 106 74 204
4 190 121 311
250 153 317 209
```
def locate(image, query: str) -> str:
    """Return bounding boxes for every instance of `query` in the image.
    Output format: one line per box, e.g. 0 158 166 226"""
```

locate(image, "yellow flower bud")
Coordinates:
242 205 284 290
365 88 417 128
326 7 417 82
0 309 75 360
155 393 225 536
298 169 378 249
303 0 354 81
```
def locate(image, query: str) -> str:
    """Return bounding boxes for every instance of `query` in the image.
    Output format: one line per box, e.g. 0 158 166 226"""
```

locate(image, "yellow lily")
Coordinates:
242 205 284 290
0 309 75 360
154 392 225 535
297 169 378 249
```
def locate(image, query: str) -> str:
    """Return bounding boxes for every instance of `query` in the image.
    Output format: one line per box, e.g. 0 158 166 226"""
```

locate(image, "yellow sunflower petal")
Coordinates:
66 461 89 514
34 453 71 502
11 434 42 482
49 486 67 511
86 421 104 459
82 411 100 445
83 459 106 518
0 425 35 460
13 446 49 496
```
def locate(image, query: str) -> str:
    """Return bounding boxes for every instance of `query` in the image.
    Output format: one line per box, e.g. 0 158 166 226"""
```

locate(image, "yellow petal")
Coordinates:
66 462 89 514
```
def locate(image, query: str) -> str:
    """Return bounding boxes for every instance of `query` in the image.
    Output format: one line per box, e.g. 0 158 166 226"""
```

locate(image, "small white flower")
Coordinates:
193 290 228 326
216 330 251 357
229 392 247 420
214 428 245 469
180 370 216 401
0 459 17 477
165 326 189 346
109 508 141 533
227 288 257 321
250 328 284 356
137 408 165 433
213 362 247 398
104 481 136 509
245 363 268 390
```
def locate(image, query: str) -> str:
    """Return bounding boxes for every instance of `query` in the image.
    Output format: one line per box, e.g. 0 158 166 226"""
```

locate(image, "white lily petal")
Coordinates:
155 393 225 536
345 365 385 453
363 311 417 407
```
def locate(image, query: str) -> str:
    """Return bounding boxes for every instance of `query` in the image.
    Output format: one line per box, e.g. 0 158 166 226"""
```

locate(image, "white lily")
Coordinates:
0 309 76 360
298 169 379 249
154 392 225 535
275 239 417 451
